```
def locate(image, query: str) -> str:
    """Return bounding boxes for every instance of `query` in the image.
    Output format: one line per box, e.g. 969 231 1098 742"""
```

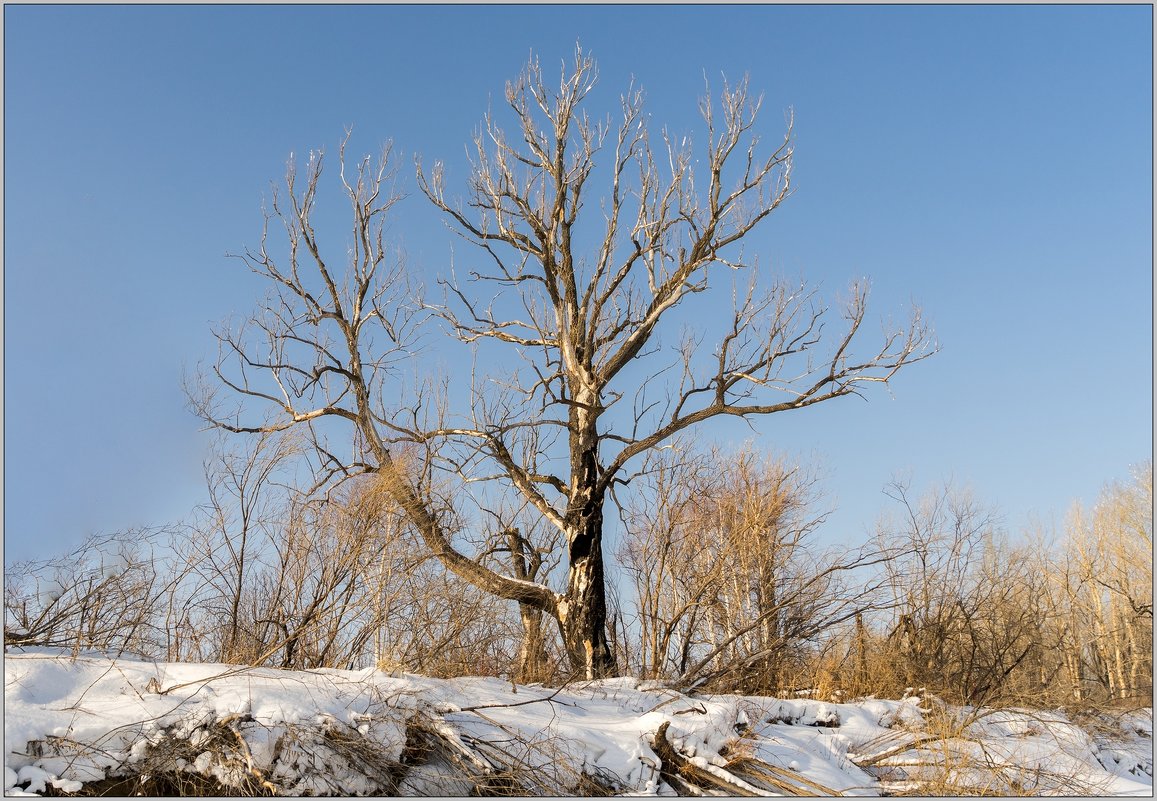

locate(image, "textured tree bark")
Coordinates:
560 515 614 679
515 605 548 684
559 415 615 679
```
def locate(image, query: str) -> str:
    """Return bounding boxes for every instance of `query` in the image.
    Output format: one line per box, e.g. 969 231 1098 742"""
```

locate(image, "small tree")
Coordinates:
192 429 299 663
194 48 934 679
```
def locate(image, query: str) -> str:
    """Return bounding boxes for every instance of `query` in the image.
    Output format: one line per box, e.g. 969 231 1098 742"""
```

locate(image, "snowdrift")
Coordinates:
4 648 1152 796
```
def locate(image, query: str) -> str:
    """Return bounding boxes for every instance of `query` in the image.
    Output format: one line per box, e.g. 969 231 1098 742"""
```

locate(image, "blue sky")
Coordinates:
4 5 1152 566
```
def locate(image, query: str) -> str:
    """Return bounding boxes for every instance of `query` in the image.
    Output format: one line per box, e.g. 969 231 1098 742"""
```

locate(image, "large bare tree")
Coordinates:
195 49 934 679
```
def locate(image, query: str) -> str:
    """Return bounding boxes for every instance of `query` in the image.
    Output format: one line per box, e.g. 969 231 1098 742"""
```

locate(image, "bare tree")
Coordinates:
195 48 934 679
188 430 299 663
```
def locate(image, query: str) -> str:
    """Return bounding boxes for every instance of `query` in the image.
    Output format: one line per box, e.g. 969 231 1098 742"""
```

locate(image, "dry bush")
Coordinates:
231 471 525 675
778 619 913 702
618 443 884 693
371 556 522 679
871 704 1122 796
4 528 190 660
169 439 535 677
851 464 1151 710
872 481 1055 705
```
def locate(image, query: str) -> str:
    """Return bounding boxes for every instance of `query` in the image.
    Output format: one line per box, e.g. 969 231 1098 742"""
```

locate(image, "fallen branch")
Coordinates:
848 734 940 768
456 680 575 712
219 713 280 795
726 755 842 796
650 721 761 797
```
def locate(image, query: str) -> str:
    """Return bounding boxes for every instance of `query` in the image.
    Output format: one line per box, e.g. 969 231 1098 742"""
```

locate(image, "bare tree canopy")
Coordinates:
192 48 936 679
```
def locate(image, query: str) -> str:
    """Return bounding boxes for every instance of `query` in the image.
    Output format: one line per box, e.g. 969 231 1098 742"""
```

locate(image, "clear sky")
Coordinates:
4 5 1152 566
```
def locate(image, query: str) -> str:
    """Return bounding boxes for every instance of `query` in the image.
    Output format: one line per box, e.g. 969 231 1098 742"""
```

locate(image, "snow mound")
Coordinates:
4 649 1152 796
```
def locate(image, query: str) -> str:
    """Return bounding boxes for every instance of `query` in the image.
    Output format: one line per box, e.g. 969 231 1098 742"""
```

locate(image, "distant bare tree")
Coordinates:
194 48 935 679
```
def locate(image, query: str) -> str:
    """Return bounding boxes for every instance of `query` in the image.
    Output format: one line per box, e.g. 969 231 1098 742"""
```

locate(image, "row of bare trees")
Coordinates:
7 421 1148 708
616 452 1152 706
813 463 1153 706
1051 462 1152 703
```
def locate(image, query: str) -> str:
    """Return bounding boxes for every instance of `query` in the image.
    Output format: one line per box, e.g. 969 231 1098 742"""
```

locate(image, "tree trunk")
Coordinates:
559 427 615 678
855 612 869 689
1126 617 1145 697
515 605 548 683
557 378 616 679
560 502 615 679
506 528 550 683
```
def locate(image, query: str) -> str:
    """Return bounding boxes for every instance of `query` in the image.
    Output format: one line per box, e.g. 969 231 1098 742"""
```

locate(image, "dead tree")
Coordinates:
194 48 934 680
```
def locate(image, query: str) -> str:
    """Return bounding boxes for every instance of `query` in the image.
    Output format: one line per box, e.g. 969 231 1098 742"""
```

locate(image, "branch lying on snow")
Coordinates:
650 721 846 797
724 755 843 797
650 721 763 796
847 732 940 768
219 713 280 795
406 715 498 780
456 681 576 712
404 711 622 796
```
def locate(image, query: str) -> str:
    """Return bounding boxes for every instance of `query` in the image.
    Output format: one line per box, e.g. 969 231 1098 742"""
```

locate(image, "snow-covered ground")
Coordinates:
4 648 1152 796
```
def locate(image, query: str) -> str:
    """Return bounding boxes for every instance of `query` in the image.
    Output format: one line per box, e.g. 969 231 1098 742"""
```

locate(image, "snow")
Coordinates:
4 648 1152 796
